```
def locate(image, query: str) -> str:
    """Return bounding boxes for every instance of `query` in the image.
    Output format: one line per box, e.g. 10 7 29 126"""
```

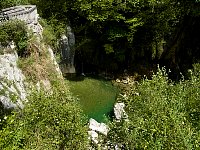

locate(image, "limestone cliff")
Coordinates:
0 50 26 109
0 5 63 111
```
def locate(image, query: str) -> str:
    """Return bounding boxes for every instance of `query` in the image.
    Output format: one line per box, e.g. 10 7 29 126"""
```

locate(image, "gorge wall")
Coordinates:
59 25 76 74
0 5 62 111
0 50 26 110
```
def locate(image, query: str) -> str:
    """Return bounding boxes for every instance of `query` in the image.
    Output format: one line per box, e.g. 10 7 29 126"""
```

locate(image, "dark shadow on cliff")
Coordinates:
64 74 85 81
64 73 115 82
0 101 13 130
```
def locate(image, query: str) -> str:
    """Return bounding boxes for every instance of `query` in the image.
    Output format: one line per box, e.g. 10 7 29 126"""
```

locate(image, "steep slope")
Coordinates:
0 6 89 149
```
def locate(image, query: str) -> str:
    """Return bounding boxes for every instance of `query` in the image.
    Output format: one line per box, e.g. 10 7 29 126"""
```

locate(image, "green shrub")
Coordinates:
0 20 28 56
39 19 65 49
40 19 57 47
108 66 200 149
0 0 29 9
0 84 88 149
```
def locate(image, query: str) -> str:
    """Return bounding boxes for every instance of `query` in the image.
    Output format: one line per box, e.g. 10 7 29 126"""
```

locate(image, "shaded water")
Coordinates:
68 76 118 122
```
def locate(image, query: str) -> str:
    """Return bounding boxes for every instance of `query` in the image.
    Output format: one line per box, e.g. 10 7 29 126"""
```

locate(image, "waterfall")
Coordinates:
60 25 76 74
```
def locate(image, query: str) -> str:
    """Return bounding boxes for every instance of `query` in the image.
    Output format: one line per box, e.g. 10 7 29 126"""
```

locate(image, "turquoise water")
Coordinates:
68 76 118 122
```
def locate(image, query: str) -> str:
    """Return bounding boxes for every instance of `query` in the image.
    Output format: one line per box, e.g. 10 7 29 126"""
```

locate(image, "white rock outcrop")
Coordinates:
0 5 62 110
88 130 99 144
88 118 110 145
47 46 63 77
114 102 128 121
89 118 109 136
0 52 27 109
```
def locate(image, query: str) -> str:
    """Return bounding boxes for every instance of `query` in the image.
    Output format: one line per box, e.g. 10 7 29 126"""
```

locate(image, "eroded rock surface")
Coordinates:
88 130 99 144
114 102 128 121
89 118 109 136
0 52 27 109
88 118 109 145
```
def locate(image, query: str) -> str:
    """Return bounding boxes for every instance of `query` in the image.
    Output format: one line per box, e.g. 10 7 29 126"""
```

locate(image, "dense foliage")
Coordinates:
1 0 200 74
0 0 28 9
0 4 89 148
108 64 200 149
0 20 28 56
0 83 88 149
25 0 200 75
1 1 200 149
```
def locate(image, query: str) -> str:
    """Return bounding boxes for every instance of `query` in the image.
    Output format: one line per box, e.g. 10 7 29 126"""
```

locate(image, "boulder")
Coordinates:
47 47 63 77
122 79 128 84
114 102 128 121
36 79 52 93
89 118 109 136
88 130 98 144
0 96 16 109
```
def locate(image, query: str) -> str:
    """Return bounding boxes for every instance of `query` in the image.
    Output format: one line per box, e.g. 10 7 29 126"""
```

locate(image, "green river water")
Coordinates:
68 76 118 122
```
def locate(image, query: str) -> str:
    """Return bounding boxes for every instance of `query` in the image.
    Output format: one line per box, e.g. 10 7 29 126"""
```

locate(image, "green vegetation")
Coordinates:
0 20 28 56
17 42 55 83
0 83 88 149
39 19 64 48
2 0 199 74
0 29 89 149
0 0 28 9
108 65 200 149
28 0 200 75
1 0 200 149
0 7 89 148
69 77 118 122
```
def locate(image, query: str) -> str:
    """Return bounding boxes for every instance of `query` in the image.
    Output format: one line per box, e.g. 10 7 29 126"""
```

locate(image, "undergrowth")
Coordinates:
0 20 28 56
108 64 200 149
0 20 89 149
17 35 58 83
0 80 88 149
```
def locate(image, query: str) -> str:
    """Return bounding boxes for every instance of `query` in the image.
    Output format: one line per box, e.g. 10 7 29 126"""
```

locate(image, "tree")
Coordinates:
29 0 200 74
0 0 28 9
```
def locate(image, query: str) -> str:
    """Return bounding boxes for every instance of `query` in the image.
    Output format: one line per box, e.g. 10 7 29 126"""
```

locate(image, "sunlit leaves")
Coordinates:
108 66 200 149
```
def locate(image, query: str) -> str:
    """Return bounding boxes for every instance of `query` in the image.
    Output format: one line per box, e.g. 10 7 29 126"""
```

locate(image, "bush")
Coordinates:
0 84 88 149
0 0 28 9
40 19 57 47
108 66 200 149
0 20 28 56
39 19 65 49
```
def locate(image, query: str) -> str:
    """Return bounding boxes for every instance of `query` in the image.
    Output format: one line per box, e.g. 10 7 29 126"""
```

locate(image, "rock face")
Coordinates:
0 5 64 111
0 52 27 109
114 102 128 121
0 5 43 36
47 46 63 77
59 26 76 74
